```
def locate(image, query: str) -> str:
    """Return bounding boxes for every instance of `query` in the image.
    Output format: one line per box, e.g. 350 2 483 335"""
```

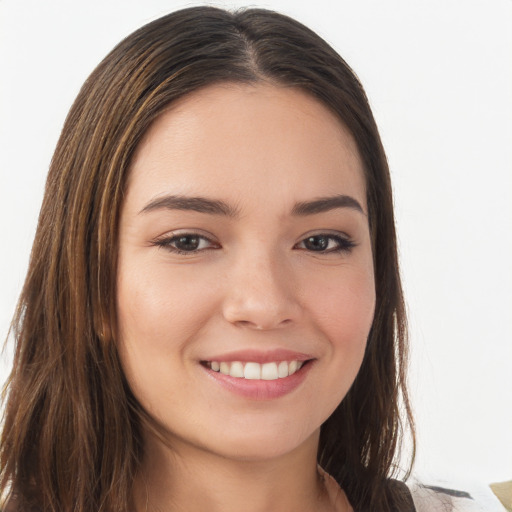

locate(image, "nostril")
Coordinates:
233 318 293 330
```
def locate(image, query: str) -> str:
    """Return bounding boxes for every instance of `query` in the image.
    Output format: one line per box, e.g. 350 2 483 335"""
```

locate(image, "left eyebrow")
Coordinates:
291 195 366 216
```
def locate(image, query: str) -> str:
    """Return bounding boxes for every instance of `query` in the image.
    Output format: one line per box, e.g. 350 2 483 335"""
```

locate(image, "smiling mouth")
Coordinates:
202 360 311 380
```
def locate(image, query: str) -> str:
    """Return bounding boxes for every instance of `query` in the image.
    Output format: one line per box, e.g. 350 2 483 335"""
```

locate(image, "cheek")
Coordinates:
306 265 376 346
302 263 375 405
292 265 375 428
115 262 186 391
115 269 199 416
115 259 227 410
116 260 218 348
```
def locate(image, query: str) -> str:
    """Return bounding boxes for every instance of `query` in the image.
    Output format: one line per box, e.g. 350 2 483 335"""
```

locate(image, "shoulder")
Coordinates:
406 478 508 512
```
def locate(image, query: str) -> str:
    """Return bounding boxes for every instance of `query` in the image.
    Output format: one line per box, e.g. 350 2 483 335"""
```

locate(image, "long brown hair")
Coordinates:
1 6 414 511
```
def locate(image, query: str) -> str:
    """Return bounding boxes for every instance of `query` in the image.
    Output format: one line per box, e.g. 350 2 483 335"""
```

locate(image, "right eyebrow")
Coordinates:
139 195 240 217
291 194 366 216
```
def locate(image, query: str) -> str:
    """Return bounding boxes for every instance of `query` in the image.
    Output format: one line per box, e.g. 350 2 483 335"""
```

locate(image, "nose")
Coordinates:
221 250 301 330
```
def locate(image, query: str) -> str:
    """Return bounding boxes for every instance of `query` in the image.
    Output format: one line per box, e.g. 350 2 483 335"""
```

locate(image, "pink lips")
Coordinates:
201 349 313 364
200 349 314 400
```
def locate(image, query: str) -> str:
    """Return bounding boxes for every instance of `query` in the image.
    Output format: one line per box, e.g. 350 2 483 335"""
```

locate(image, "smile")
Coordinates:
205 360 305 380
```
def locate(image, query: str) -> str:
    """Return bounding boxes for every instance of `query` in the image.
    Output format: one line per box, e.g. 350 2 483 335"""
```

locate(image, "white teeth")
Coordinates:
278 361 289 378
207 360 306 380
244 362 261 380
229 361 244 378
261 362 278 380
220 362 230 375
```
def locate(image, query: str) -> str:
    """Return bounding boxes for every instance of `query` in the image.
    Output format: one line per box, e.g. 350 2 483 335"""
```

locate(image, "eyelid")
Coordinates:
150 229 355 255
151 229 220 254
294 231 356 253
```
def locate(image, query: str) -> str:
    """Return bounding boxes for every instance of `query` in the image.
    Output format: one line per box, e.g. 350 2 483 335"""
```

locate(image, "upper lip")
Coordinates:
201 349 314 364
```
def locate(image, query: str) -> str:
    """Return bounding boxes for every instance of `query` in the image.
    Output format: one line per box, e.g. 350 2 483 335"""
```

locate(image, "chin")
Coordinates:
152 417 316 463
198 422 319 463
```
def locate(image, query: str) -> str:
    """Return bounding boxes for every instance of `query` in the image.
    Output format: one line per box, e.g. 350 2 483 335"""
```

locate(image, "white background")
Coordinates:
1 0 511 486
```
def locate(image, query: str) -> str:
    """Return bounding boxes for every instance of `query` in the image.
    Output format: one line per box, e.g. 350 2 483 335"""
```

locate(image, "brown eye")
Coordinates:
153 233 219 254
297 234 355 254
174 235 202 251
303 235 329 251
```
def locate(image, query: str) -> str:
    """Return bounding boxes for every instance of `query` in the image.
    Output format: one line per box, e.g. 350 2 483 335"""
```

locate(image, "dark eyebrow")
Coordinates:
139 193 364 217
291 195 365 216
139 195 239 217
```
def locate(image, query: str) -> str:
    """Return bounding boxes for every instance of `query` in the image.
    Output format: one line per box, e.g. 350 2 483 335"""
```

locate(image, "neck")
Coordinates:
132 428 348 512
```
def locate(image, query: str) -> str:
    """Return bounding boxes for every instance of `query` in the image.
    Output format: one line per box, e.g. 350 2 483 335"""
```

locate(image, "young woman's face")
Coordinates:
116 84 375 461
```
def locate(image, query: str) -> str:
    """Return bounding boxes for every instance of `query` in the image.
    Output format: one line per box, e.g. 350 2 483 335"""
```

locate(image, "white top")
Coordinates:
408 478 508 512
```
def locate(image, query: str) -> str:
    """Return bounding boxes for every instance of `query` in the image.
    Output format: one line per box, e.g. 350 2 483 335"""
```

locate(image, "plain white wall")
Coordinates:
1 0 511 485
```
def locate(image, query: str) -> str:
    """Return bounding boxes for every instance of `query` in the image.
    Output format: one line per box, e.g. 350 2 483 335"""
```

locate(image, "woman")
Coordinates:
1 6 415 512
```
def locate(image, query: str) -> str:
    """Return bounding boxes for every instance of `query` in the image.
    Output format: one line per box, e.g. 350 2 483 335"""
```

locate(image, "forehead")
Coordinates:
126 83 366 213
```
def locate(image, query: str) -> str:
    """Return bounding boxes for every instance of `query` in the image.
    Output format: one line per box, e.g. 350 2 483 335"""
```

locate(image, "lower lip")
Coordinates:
201 361 314 400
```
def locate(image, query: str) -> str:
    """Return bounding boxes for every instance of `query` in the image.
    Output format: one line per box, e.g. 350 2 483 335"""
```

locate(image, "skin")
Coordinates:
116 83 375 512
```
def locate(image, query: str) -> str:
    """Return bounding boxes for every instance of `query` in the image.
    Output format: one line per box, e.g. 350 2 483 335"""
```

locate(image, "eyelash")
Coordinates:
296 234 356 254
152 232 356 256
152 233 220 255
